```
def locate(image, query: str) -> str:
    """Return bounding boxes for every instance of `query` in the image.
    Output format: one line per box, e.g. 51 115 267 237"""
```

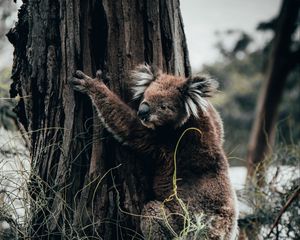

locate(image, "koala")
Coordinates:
70 64 238 240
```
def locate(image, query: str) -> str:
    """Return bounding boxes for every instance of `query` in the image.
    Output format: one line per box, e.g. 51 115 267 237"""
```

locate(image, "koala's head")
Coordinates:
131 64 218 129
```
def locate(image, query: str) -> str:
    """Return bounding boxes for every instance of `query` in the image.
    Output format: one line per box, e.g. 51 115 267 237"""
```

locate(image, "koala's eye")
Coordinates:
160 104 167 110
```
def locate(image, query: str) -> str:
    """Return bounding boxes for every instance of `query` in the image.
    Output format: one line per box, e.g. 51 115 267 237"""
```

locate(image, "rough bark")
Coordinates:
8 0 190 239
246 0 299 185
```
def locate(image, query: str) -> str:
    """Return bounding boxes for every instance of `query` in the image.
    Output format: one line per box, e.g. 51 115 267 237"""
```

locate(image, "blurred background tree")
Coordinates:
201 4 300 165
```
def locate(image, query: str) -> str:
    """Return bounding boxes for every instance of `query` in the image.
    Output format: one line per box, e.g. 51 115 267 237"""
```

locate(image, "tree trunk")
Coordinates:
246 0 299 185
8 0 190 239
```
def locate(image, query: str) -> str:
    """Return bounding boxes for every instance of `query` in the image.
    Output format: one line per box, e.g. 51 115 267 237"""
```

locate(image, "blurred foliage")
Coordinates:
0 0 17 49
0 0 18 131
0 67 17 131
201 28 300 164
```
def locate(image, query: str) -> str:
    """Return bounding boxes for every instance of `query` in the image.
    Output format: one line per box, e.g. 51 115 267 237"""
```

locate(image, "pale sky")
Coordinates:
180 0 282 69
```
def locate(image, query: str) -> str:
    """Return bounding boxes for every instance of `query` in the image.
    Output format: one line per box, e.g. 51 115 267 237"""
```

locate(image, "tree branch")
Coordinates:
267 186 300 238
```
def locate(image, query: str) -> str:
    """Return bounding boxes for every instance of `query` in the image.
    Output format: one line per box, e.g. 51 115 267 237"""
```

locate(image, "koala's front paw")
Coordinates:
69 70 90 93
69 69 106 93
69 70 103 93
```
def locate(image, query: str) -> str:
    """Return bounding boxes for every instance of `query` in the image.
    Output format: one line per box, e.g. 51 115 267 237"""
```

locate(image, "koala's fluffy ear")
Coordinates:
130 64 160 100
183 75 219 118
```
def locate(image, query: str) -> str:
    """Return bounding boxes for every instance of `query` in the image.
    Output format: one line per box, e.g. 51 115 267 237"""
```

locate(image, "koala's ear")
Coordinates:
130 64 160 100
182 75 219 118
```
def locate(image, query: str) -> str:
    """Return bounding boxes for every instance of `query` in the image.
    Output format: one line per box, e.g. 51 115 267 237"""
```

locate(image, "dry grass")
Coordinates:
238 143 300 239
0 127 209 240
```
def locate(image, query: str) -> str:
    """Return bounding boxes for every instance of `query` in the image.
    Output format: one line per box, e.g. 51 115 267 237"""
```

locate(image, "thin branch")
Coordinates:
267 186 300 238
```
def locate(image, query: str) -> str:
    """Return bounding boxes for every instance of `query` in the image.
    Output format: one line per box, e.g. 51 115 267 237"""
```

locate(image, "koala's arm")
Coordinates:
69 70 154 153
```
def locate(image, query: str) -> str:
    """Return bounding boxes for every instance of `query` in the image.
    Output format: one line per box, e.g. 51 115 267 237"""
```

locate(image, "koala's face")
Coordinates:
137 75 187 129
131 64 218 129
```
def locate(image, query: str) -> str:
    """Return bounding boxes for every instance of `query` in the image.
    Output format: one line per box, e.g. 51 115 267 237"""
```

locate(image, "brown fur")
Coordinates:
70 66 238 239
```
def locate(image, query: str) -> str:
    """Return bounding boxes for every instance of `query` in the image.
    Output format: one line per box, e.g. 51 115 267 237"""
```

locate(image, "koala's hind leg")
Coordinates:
205 214 238 240
140 201 179 240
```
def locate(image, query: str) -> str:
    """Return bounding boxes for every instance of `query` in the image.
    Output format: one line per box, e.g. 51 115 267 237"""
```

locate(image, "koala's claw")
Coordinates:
69 77 87 93
74 70 89 79
72 84 88 93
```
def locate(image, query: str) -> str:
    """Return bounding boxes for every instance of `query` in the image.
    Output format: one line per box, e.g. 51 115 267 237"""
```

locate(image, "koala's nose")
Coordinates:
137 102 150 119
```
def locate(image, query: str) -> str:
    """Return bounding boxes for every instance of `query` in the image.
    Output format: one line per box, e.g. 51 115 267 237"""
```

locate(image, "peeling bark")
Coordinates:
8 0 190 239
